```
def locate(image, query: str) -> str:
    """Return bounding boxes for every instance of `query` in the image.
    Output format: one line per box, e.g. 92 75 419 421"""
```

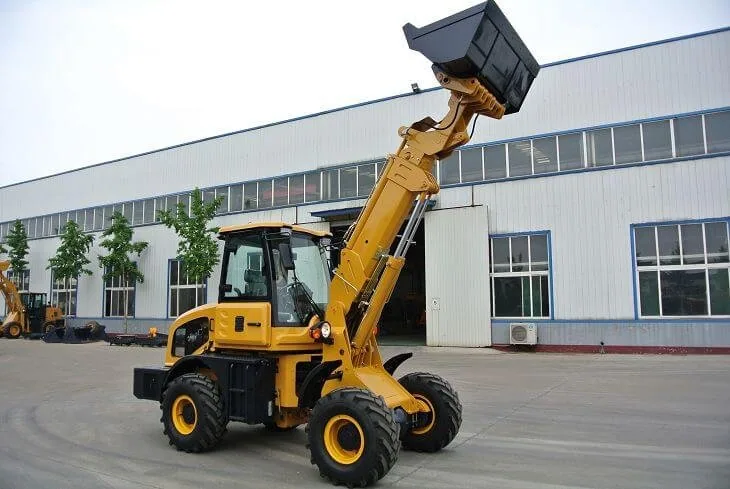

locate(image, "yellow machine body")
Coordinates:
133 3 539 485
0 260 64 338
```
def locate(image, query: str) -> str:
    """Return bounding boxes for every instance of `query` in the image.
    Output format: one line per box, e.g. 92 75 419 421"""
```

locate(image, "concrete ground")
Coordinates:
0 340 728 489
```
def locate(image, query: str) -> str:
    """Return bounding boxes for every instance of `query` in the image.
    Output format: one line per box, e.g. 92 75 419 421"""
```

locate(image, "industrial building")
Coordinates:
1 28 729 351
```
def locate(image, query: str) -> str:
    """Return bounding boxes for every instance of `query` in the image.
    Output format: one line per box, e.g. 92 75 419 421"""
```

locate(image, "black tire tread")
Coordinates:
308 388 400 487
160 373 227 453
3 322 22 339
399 372 462 452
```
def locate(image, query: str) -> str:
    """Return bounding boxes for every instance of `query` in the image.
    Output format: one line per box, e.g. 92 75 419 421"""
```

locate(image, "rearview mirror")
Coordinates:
278 242 296 271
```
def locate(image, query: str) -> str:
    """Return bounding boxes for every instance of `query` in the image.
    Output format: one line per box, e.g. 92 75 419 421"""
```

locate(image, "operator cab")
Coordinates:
218 222 331 328
20 292 48 333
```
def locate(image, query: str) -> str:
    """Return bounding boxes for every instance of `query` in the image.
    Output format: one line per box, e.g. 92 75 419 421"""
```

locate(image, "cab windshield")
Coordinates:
272 233 330 325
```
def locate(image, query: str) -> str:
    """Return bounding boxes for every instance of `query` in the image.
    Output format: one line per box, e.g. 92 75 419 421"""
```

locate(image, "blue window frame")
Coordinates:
490 231 553 319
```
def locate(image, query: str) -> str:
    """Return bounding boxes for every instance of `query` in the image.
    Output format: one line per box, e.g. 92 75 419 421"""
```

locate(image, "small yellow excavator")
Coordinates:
133 2 539 486
0 261 65 339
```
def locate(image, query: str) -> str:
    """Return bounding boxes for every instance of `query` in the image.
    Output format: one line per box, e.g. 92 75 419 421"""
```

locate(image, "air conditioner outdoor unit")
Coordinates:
509 323 537 345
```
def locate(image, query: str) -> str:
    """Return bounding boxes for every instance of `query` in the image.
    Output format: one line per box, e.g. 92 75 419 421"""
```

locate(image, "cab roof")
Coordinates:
218 221 331 238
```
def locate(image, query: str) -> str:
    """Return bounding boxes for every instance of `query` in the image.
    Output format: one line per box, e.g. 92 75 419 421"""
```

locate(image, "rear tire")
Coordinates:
307 388 400 487
43 322 57 334
160 373 228 453
398 372 462 452
3 322 22 339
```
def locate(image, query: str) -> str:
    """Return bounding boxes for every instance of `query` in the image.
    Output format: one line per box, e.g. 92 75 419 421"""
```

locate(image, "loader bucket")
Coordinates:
403 1 539 114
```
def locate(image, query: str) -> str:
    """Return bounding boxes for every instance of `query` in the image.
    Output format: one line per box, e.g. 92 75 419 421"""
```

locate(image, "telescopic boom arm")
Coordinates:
326 70 506 355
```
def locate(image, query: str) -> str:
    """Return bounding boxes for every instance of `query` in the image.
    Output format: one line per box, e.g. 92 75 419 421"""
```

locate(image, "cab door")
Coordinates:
213 231 273 348
26 293 45 333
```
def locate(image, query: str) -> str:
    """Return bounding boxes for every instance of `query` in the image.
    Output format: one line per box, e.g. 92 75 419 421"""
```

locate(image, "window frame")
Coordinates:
489 231 553 319
632 218 730 319
50 270 78 317
6 269 30 294
102 266 137 318
167 259 208 318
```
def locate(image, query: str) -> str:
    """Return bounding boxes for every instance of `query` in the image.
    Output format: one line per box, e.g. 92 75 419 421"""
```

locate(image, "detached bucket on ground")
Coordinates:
403 1 540 114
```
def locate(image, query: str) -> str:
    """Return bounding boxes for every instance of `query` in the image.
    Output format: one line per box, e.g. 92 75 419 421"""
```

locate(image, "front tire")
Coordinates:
307 388 400 487
3 322 22 339
160 373 228 453
398 372 462 452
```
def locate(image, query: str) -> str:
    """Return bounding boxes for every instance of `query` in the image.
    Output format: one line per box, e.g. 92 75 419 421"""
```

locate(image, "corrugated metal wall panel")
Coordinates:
425 206 491 347
469 157 730 320
1 30 728 222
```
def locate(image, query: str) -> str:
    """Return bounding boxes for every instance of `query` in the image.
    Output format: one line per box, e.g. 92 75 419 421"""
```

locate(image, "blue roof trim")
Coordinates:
3 27 728 191
541 26 730 68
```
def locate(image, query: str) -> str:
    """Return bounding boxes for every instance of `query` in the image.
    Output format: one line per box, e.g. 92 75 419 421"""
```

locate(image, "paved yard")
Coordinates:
0 340 728 489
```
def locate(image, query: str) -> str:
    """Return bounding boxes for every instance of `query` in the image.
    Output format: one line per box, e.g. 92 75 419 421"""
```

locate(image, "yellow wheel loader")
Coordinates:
133 2 539 486
0 261 64 339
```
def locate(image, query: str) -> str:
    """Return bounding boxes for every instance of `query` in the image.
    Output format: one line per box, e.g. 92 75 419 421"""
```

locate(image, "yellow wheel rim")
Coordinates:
9 325 20 337
171 395 197 435
323 414 364 465
412 394 436 435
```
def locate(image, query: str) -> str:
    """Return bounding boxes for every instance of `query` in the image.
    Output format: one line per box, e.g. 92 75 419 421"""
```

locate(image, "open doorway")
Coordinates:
329 221 426 345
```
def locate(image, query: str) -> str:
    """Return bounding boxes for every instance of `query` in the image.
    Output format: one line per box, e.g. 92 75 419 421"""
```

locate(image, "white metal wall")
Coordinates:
424 206 491 347
1 30 728 221
468 156 730 320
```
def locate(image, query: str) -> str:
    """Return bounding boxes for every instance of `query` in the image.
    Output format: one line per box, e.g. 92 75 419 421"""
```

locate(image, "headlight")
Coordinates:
320 322 331 338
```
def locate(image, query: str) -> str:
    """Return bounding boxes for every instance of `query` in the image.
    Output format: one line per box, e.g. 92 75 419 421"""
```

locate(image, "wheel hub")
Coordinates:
337 423 361 451
171 394 197 435
323 414 365 465
182 404 196 425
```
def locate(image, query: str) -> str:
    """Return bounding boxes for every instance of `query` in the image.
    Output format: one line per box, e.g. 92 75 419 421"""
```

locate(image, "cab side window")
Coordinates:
222 233 270 300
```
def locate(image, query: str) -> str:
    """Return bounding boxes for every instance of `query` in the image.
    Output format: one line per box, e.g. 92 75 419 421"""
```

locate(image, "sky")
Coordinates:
1 0 729 187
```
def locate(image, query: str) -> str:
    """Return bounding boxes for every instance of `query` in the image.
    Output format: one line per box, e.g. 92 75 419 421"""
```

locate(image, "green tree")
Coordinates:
47 220 95 320
98 212 148 332
6 220 29 287
158 188 223 284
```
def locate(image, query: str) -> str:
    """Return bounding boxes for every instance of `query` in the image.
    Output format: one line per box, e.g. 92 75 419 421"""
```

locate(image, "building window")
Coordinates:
705 110 730 153
7 269 30 293
289 175 305 204
642 120 672 160
229 184 243 212
587 128 613 167
357 164 376 197
104 270 135 318
532 136 557 174
460 147 484 182
51 271 77 316
340 167 357 198
273 177 288 206
258 180 273 208
304 171 321 202
507 141 532 176
490 233 551 318
168 260 207 318
483 144 506 179
438 153 460 185
613 123 642 164
634 220 730 317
